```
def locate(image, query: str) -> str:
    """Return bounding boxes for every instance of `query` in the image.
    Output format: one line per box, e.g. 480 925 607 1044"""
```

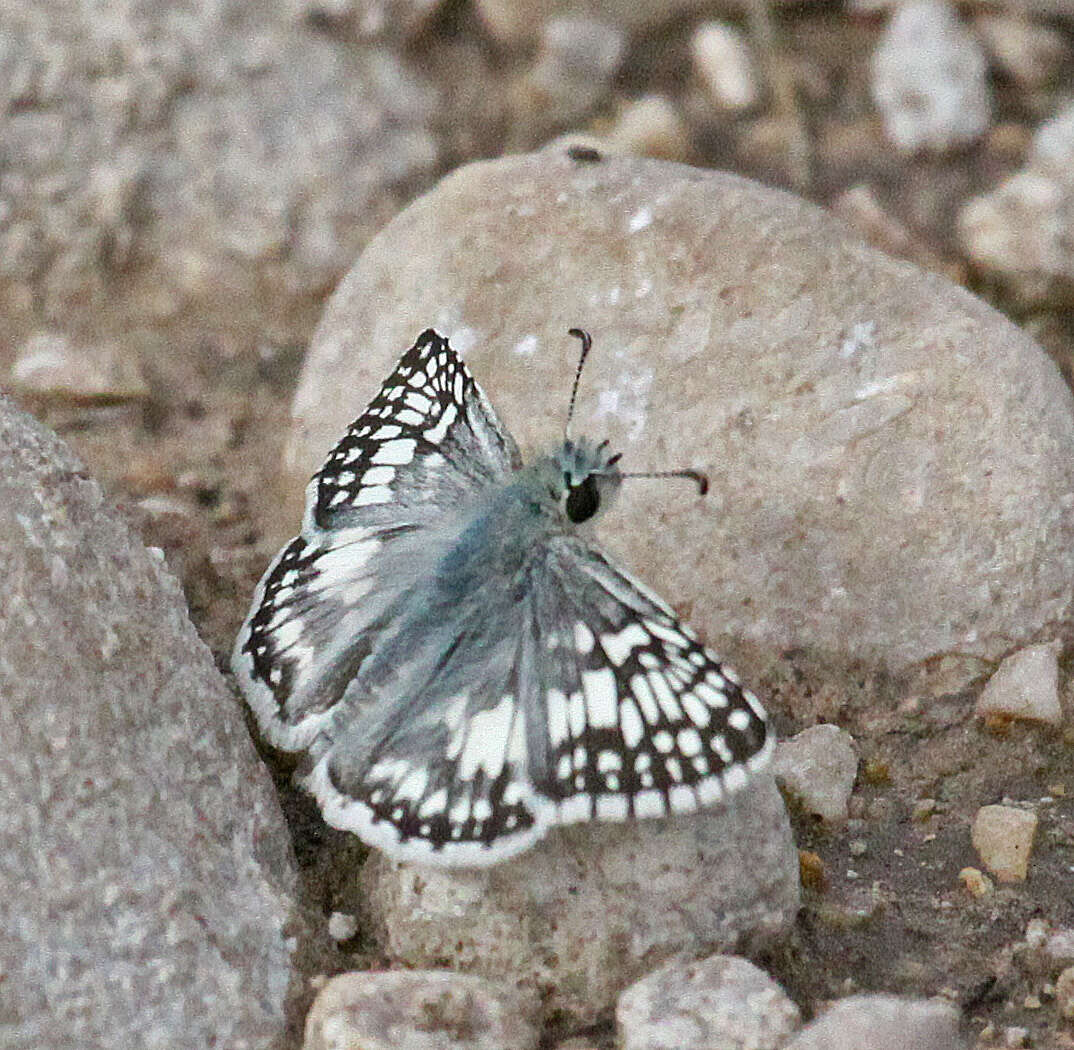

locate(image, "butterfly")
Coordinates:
232 328 772 867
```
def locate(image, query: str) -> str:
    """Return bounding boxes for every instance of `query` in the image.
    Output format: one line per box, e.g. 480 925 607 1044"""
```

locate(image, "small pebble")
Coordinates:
1004 1026 1029 1047
607 95 691 161
958 867 993 898
974 15 1070 90
976 642 1063 727
691 22 761 114
327 911 358 941
971 805 1038 882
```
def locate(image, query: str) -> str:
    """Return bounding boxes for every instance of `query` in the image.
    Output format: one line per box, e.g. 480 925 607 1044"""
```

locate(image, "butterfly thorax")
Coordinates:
430 438 622 605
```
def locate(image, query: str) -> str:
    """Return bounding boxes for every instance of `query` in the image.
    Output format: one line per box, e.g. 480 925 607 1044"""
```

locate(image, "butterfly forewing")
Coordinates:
232 330 519 752
310 329 520 531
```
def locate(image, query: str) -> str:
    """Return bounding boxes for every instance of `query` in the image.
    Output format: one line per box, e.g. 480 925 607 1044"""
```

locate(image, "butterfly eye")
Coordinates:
565 475 600 523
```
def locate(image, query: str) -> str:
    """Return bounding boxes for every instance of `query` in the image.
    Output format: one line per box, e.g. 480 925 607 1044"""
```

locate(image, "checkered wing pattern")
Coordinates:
528 538 772 826
231 330 519 751
299 534 771 868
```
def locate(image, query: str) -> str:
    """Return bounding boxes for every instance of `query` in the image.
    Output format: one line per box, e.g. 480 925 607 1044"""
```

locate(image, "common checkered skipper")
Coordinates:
232 329 772 867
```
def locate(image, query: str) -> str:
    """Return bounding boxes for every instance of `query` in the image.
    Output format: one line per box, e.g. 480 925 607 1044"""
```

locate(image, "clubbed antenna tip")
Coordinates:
565 328 593 436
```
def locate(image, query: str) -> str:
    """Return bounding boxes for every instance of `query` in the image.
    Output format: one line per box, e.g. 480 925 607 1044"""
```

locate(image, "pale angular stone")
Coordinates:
691 22 761 114
785 994 963 1050
0 398 298 1049
359 777 798 1025
973 15 1070 89
871 0 991 152
10 330 149 402
971 804 1038 882
616 954 801 1050
288 148 1074 681
976 642 1063 726
302 971 540 1050
772 725 858 823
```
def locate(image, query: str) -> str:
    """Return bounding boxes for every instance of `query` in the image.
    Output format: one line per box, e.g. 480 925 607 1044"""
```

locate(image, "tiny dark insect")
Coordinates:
567 144 603 163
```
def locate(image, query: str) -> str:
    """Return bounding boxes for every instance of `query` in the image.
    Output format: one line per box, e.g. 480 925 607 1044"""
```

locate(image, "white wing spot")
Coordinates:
601 622 650 665
582 668 618 728
362 466 395 485
728 708 754 732
619 700 644 748
573 622 595 654
372 439 417 466
354 485 393 506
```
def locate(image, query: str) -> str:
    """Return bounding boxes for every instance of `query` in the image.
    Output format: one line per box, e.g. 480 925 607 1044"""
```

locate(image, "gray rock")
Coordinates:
870 0 991 153
302 970 540 1050
0 0 439 344
507 16 626 149
616 954 801 1050
0 398 298 1048
958 102 1074 306
772 725 858 823
784 994 964 1050
286 148 1074 684
359 776 798 1024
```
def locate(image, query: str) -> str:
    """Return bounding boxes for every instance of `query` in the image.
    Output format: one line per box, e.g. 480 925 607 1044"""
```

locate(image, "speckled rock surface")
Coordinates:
616 954 801 1050
359 775 797 1025
0 0 439 344
0 398 299 1049
287 147 1074 684
302 970 540 1050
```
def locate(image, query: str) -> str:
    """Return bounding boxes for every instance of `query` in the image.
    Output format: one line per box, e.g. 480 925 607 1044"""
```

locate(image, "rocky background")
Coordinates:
3 1 1074 1048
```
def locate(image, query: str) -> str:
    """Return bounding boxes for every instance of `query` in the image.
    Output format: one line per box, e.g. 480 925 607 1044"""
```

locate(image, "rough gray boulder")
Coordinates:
0 397 299 1049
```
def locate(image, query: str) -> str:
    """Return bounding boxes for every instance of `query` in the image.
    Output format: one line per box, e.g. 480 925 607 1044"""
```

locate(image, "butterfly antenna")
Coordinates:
621 469 709 496
565 328 593 438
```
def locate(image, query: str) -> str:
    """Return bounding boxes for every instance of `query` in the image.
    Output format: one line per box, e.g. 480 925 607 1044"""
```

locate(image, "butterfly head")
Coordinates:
539 437 623 526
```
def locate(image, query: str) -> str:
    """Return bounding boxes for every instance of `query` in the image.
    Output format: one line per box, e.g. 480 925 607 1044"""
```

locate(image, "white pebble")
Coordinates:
871 0 991 153
971 804 1037 882
691 22 761 114
771 724 858 823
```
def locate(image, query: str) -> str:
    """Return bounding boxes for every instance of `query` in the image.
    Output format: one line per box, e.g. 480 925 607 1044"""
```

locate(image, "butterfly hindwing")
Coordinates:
232 330 519 752
528 538 772 825
302 600 554 866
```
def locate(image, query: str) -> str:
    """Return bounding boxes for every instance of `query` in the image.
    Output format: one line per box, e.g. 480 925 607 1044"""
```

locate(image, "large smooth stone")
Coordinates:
287 146 1074 681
